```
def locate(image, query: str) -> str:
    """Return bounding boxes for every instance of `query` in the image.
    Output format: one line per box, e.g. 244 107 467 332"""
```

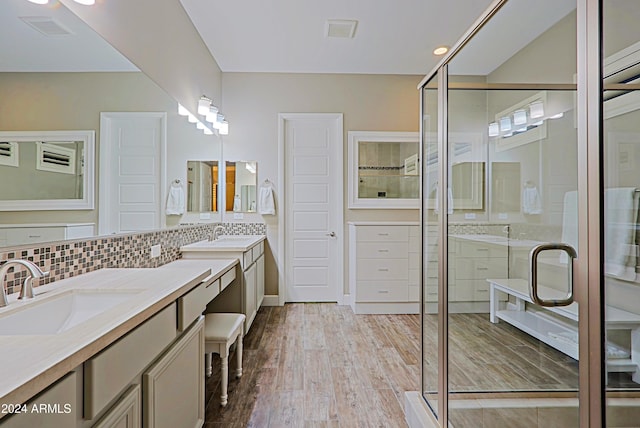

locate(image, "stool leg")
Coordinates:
205 353 212 377
235 333 243 378
220 354 228 407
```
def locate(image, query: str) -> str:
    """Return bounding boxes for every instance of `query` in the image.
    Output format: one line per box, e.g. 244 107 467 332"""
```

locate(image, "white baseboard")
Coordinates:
261 295 281 306
404 392 438 428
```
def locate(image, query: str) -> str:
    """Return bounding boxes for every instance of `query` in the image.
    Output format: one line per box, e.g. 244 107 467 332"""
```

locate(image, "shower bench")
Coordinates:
488 278 640 382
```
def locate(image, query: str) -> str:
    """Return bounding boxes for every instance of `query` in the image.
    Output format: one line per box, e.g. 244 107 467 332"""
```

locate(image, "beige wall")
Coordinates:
221 72 422 296
0 72 221 228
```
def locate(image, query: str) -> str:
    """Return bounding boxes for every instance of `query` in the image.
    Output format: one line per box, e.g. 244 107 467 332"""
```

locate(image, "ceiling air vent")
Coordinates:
325 19 358 39
20 16 74 37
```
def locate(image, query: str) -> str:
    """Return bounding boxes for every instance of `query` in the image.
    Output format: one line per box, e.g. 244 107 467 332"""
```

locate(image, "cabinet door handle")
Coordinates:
378 268 389 272
378 233 389 236
476 248 489 252
378 249 389 253
378 290 389 294
476 267 489 271
326 232 336 237
28 235 42 238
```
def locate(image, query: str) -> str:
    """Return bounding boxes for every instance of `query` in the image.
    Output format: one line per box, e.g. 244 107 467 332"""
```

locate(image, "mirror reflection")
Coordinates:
225 161 257 212
187 161 219 213
357 141 419 200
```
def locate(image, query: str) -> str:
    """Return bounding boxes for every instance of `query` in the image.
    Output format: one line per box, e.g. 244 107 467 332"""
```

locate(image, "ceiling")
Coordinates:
179 0 497 75
2 0 576 77
0 0 136 72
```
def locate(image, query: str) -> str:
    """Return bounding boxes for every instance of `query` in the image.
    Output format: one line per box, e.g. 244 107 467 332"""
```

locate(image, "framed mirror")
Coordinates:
187 160 219 213
348 131 420 209
0 130 95 211
225 161 257 212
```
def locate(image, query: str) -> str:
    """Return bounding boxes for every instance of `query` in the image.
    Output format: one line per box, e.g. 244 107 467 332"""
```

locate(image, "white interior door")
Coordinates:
99 112 166 235
279 113 343 303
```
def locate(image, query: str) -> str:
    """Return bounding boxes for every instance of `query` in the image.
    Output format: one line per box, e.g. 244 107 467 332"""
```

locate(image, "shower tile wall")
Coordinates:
358 142 419 199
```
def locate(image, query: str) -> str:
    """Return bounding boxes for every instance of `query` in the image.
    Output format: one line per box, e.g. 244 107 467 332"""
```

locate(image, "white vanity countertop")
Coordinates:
450 234 542 248
0 223 95 228
180 235 266 252
0 258 238 409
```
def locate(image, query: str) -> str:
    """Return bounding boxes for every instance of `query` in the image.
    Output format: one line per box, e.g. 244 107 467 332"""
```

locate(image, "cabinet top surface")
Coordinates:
180 235 265 253
0 258 238 406
0 223 95 229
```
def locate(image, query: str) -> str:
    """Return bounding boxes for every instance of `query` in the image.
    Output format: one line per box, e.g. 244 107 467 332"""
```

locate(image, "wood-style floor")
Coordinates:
204 303 418 427
203 304 638 427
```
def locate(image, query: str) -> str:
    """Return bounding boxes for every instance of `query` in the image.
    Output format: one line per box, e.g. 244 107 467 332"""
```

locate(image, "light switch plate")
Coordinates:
199 212 211 220
233 212 244 220
150 244 161 258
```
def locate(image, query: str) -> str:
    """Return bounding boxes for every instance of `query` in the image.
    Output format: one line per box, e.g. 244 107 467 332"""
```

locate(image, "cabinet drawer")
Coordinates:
220 267 236 291
356 242 408 259
454 258 506 280
356 281 408 302
243 250 253 267
454 240 507 258
84 304 177 420
252 241 264 260
408 284 419 302
356 258 408 280
178 277 220 331
357 226 409 242
408 235 420 252
6 227 65 245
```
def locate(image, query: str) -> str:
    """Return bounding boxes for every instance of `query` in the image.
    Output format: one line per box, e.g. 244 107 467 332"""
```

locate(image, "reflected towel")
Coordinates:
259 186 276 215
165 183 185 215
522 186 542 214
560 191 578 264
604 188 638 281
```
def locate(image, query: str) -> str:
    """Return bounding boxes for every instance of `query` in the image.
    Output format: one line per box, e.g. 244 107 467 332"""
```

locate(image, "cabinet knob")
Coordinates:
326 232 336 237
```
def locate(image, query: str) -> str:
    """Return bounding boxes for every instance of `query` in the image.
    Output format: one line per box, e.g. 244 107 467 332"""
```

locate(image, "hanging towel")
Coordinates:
522 185 542 214
433 184 453 215
560 190 578 265
604 187 638 281
165 182 185 215
259 185 276 215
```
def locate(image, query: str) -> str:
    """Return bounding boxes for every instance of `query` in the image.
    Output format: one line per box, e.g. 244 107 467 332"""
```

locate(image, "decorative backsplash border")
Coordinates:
0 222 267 295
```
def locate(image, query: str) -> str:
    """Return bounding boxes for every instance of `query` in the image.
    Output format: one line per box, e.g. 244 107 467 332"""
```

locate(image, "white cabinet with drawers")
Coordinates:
348 222 419 314
0 223 94 247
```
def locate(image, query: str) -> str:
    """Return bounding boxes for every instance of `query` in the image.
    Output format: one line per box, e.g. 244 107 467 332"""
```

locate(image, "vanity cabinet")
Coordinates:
92 385 140 428
348 223 419 314
182 237 266 334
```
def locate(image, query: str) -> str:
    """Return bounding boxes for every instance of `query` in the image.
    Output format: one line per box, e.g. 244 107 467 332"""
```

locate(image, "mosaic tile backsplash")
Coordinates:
0 222 267 295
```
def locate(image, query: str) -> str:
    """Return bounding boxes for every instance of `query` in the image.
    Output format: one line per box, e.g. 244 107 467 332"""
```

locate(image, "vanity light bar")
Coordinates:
176 98 229 136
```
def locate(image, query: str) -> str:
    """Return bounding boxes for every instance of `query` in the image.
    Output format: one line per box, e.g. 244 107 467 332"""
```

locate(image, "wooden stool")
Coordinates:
204 313 246 407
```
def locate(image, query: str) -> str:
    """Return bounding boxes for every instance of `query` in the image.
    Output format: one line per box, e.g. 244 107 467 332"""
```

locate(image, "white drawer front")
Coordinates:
454 258 506 280
356 281 408 302
6 227 65 245
252 241 264 260
409 268 419 286
220 267 236 291
356 242 409 259
243 250 253 267
357 258 408 280
408 235 420 252
454 240 508 258
357 226 409 242
408 284 419 302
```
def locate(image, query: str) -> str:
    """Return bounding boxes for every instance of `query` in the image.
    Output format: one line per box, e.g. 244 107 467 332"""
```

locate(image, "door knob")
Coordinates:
326 232 336 237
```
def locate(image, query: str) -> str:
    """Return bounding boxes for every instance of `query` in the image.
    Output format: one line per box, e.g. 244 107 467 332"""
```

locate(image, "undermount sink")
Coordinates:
0 289 143 336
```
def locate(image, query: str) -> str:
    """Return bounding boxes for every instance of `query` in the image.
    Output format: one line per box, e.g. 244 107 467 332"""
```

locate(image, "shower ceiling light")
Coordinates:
433 46 449 56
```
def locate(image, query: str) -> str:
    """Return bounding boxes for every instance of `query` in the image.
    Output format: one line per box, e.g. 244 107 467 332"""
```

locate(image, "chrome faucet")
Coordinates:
211 225 226 241
0 260 49 307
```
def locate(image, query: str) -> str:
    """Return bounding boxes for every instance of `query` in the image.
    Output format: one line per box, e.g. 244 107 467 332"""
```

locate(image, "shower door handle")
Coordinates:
529 243 576 307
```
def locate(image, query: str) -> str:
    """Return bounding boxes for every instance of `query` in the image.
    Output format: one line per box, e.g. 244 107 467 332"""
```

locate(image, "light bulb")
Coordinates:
205 105 219 123
28 0 49 4
187 114 197 123
488 122 499 137
198 97 211 116
219 120 229 135
178 104 189 116
513 110 527 126
73 0 95 4
530 101 544 119
196 121 205 130
499 116 511 133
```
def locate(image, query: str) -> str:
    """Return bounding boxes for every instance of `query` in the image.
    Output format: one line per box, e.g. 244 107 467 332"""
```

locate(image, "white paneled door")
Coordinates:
279 113 343 303
99 112 166 235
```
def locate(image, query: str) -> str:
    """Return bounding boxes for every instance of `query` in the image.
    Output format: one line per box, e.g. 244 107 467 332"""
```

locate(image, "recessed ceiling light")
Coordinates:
325 19 358 38
433 46 449 56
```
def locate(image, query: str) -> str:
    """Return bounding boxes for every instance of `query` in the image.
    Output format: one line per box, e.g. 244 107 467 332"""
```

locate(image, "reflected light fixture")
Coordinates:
433 46 449 56
197 96 211 115
177 103 189 116
245 162 256 174
27 0 49 4
549 112 564 119
219 120 229 135
513 109 527 126
196 121 205 130
205 105 219 123
187 114 197 123
529 100 544 119
499 116 512 133
203 127 214 135
488 122 499 137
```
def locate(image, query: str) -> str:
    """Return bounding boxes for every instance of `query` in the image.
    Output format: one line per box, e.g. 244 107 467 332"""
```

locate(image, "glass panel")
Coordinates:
603 1 640 425
445 0 579 426
225 161 257 213
186 160 219 213
422 76 439 417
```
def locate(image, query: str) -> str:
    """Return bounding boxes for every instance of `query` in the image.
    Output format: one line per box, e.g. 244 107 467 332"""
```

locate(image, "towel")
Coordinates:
522 186 542 214
433 185 453 215
259 185 276 215
560 188 639 280
165 182 185 215
560 191 578 264
604 188 638 281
